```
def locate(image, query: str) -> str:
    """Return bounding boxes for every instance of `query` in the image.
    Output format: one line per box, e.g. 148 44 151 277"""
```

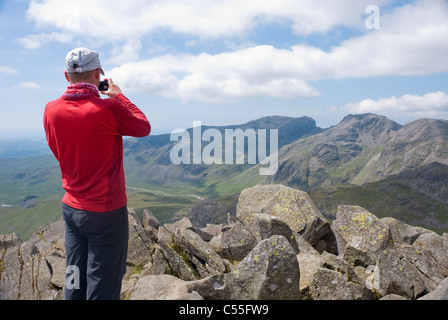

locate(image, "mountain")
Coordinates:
270 114 448 189
1 113 448 240
0 138 51 158
123 115 321 195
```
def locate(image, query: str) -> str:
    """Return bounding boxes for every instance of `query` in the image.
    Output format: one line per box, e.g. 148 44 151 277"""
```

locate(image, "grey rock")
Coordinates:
374 248 426 299
215 221 257 262
418 277 448 300
130 274 203 300
309 268 354 300
333 205 392 266
222 235 301 300
142 208 159 230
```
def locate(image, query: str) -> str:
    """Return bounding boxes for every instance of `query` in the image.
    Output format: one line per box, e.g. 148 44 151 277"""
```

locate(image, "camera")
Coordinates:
99 80 109 91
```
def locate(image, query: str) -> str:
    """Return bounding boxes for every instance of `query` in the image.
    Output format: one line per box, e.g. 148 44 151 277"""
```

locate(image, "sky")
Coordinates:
0 0 447 138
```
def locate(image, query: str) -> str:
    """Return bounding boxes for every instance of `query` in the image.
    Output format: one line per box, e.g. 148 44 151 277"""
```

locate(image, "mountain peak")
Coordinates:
326 113 402 146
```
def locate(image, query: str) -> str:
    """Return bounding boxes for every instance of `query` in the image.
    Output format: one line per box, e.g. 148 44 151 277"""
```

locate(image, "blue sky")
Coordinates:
1 0 448 138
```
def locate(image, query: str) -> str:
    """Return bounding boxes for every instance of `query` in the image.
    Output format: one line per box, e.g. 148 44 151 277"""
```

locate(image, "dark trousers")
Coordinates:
62 203 129 300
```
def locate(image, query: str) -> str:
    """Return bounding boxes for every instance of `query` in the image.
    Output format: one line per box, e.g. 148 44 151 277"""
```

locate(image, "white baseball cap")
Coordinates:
65 47 105 75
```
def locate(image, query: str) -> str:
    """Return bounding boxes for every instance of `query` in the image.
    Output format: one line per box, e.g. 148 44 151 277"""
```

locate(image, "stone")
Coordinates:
236 185 329 237
45 254 66 289
217 221 258 262
0 241 55 300
29 219 66 257
333 205 392 266
381 217 431 245
418 277 448 300
374 248 426 299
174 227 227 275
142 208 159 230
309 268 354 300
412 232 448 278
296 253 323 294
130 274 203 300
127 209 153 268
223 235 301 300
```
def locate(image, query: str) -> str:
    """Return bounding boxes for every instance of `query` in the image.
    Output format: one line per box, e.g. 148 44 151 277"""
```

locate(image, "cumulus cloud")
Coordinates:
339 91 448 118
108 46 321 102
21 0 448 102
19 81 41 89
0 66 18 74
25 0 389 40
17 32 73 49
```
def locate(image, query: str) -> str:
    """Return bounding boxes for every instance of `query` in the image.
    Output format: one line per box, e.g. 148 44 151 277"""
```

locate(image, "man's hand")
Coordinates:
101 78 122 98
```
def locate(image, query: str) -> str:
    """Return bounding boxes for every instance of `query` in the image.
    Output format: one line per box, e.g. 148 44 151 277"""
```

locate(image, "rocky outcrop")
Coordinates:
1 184 447 300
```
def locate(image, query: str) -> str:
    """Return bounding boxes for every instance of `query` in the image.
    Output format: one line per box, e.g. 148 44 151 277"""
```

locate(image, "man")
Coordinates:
43 47 151 300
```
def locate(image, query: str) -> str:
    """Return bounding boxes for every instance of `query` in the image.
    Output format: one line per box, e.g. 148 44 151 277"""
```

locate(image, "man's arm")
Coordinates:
102 78 151 137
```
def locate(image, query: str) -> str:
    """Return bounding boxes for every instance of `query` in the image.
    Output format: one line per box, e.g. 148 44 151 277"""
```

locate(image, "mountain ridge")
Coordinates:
0 113 448 240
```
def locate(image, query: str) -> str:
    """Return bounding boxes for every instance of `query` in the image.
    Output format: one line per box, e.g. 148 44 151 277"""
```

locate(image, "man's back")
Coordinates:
44 85 150 212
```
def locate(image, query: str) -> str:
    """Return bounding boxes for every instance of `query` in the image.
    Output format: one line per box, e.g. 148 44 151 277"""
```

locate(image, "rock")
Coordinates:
222 235 301 300
236 185 330 243
333 205 392 266
381 217 431 245
374 248 426 299
380 294 407 300
157 226 200 281
29 219 66 257
189 225 220 242
142 208 160 242
412 232 448 278
151 245 172 275
0 241 55 300
320 252 365 288
187 199 234 228
130 274 203 300
45 254 66 289
1 184 447 301
127 209 153 268
418 277 448 300
296 253 323 294
309 268 354 300
395 242 444 292
297 252 371 300
142 208 159 230
214 221 258 262
174 227 227 276
0 233 22 251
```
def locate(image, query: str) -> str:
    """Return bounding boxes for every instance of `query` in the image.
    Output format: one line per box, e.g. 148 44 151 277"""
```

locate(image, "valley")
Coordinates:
1 113 447 240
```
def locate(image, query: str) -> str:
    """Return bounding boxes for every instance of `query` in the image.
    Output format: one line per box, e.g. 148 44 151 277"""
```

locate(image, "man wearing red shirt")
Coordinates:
43 48 151 300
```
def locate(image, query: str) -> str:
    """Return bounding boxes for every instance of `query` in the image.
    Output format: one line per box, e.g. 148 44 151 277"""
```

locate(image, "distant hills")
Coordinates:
122 113 448 232
1 113 447 239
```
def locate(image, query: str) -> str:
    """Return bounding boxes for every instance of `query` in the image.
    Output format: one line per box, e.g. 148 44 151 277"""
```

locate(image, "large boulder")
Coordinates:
236 185 334 252
127 208 154 268
130 274 203 300
372 248 426 299
210 221 258 262
222 235 301 300
418 277 448 300
0 241 56 300
333 205 392 266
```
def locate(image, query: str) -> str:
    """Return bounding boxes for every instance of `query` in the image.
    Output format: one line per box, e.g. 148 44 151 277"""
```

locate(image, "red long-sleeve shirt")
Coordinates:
44 91 150 212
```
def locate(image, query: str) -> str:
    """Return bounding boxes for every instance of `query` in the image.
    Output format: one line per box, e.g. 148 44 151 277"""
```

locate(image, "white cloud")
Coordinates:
21 0 448 103
25 0 389 40
19 81 41 89
107 39 142 65
17 32 73 49
108 46 321 102
0 66 18 74
339 91 448 118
